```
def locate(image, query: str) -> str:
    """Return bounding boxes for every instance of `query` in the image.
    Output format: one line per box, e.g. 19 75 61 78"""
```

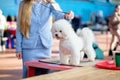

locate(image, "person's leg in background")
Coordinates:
11 36 16 48
108 27 120 56
116 29 120 44
112 29 120 51
109 35 118 56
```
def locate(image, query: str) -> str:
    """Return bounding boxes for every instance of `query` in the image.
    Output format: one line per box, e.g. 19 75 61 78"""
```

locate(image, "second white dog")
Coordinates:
51 19 96 66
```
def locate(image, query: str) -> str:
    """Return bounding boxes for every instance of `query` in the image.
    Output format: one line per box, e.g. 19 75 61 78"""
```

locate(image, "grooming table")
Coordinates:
24 60 74 77
24 58 102 77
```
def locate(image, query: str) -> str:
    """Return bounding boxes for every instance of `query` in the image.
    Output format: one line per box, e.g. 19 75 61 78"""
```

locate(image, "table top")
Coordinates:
24 58 102 71
24 60 75 70
23 67 120 80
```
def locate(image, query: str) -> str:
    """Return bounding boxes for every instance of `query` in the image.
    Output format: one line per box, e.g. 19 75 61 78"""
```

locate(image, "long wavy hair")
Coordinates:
19 0 54 39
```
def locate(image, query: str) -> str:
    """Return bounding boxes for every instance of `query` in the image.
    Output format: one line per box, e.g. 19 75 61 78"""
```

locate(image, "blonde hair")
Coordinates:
19 0 54 39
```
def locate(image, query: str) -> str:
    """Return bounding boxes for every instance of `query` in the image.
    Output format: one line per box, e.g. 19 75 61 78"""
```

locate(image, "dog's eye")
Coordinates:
60 30 62 32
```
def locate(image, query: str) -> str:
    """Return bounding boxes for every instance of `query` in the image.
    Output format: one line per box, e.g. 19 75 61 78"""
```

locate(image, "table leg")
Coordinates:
28 67 36 77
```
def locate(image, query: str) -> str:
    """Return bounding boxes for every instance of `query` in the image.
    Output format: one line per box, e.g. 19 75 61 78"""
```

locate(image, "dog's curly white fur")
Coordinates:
51 19 96 66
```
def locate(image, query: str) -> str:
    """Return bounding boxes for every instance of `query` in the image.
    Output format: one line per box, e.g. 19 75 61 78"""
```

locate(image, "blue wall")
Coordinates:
0 0 19 17
56 0 115 22
0 0 116 22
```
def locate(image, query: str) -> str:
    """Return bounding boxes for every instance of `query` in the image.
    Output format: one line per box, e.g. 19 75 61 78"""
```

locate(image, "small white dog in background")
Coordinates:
51 19 96 66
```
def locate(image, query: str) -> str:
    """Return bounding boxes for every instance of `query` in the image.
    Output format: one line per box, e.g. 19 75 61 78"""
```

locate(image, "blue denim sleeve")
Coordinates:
16 26 23 52
50 3 65 20
16 2 23 53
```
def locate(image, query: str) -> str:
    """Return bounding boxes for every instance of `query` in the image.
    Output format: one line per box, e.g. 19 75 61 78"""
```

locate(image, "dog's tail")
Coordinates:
76 28 95 44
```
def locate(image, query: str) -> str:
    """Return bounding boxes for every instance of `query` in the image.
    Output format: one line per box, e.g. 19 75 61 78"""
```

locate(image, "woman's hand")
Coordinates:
16 52 22 59
65 11 74 20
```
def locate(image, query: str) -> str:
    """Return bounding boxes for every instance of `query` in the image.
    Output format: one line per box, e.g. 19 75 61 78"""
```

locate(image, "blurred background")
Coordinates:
0 0 119 21
0 0 119 19
0 0 120 80
0 0 119 49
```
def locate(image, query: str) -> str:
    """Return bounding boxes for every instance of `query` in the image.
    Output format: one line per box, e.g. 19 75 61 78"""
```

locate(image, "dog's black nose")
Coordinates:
55 34 58 37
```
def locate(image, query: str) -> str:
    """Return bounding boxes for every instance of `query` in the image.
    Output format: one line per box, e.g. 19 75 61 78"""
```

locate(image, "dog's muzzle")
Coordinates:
55 34 58 37
55 34 60 39
54 33 63 39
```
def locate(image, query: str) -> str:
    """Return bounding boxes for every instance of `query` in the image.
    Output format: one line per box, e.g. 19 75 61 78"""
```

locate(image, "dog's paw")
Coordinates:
89 58 95 62
80 57 84 61
60 62 69 65
70 60 80 66
70 63 80 66
60 60 69 65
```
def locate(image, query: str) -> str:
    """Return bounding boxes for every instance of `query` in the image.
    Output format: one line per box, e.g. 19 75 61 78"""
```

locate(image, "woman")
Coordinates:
108 5 120 56
16 0 74 78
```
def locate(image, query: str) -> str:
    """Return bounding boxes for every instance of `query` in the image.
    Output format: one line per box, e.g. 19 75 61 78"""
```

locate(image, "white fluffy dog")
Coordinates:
51 19 96 66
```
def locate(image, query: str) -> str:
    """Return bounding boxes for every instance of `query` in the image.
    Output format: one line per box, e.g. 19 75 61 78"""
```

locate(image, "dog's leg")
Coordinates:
59 52 69 65
0 45 2 52
80 51 84 61
0 37 2 52
70 52 80 66
85 46 96 61
1 38 7 52
2 45 6 51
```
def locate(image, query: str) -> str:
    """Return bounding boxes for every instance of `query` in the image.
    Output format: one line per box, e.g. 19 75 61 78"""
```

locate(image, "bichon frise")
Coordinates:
51 19 96 66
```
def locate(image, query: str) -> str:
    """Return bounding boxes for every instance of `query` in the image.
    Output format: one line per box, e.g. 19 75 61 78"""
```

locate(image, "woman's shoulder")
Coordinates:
18 1 24 14
50 0 56 3
19 1 24 7
108 14 115 20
